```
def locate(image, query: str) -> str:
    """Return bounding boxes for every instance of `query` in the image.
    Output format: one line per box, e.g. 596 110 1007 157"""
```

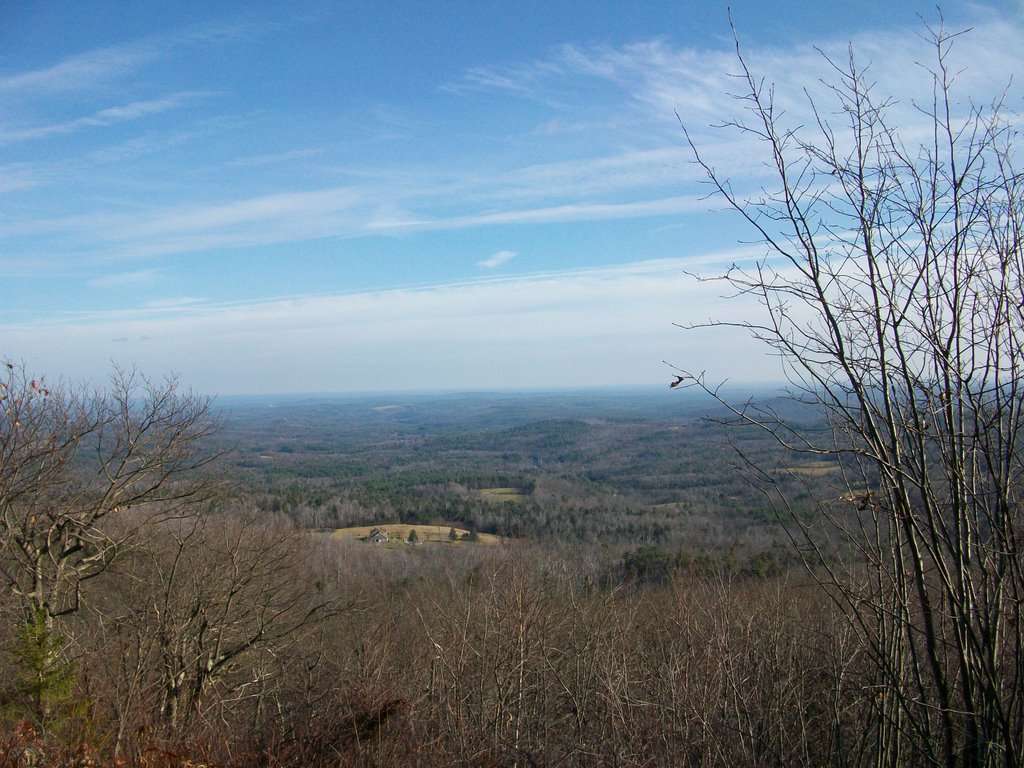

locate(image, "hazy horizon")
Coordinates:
211 378 793 399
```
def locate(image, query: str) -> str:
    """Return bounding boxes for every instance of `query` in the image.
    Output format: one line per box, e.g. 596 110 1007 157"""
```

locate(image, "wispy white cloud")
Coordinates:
0 92 209 146
0 17 276 96
436 196 708 230
81 122 225 165
444 58 563 97
115 187 364 239
144 297 205 309
530 115 639 137
225 148 324 167
0 166 40 193
478 250 516 268
491 148 695 201
454 13 1024 158
87 268 163 289
0 175 708 267
0 42 158 94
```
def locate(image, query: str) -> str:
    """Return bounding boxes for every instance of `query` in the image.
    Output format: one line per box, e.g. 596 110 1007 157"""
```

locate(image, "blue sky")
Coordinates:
2 0 1022 394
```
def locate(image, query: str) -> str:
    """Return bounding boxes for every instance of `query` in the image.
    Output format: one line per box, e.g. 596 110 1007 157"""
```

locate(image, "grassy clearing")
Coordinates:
782 461 839 477
328 524 503 546
478 487 527 502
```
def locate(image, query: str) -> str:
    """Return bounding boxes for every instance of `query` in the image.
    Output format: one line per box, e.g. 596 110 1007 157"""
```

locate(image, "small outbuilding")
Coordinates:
366 527 389 544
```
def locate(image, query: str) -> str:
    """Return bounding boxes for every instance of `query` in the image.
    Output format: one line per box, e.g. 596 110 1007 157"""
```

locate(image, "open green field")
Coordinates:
328 524 503 545
782 461 839 477
478 487 528 502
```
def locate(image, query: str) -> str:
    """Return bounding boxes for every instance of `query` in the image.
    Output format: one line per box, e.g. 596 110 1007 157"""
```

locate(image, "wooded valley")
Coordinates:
0 369 870 767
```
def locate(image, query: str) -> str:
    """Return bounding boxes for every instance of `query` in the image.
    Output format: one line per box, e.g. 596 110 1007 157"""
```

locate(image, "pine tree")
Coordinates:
6 609 79 729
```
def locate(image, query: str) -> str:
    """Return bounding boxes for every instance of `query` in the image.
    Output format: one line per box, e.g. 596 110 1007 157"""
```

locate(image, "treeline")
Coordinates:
248 483 691 546
237 468 815 551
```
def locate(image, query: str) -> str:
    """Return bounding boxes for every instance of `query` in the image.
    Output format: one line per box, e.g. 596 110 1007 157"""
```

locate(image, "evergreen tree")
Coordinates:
6 609 78 729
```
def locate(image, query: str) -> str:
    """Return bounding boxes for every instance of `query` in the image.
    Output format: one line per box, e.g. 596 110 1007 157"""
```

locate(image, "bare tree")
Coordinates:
146 510 336 733
0 362 219 725
675 23 1024 767
77 507 342 762
0 362 219 625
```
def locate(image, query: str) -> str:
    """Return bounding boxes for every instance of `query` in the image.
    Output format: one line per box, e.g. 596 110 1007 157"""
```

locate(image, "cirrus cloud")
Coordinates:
478 250 517 268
